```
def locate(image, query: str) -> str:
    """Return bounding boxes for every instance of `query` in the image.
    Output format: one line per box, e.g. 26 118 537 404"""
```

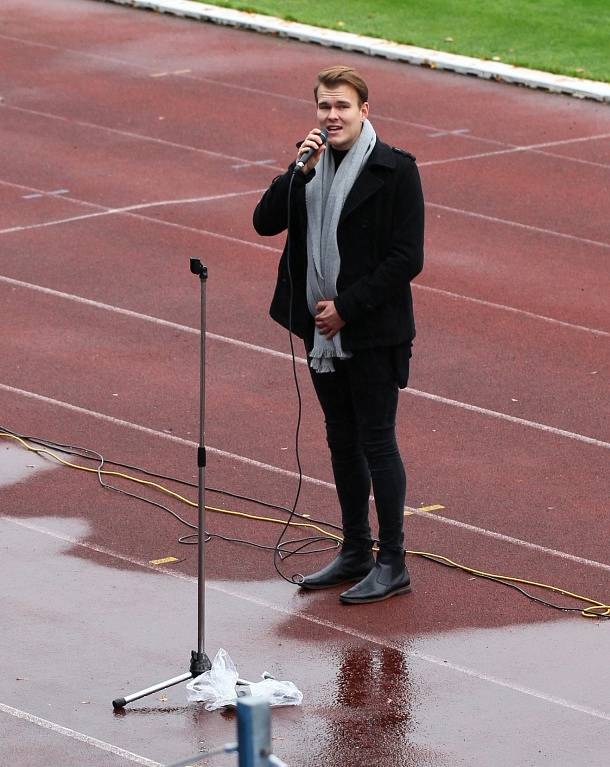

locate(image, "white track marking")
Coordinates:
0 701 161 766
2 103 284 170
403 388 610 449
0 384 608 572
2 33 610 167
2 156 608 250
0 189 266 235
3 517 610 722
415 284 608 336
2 233 607 336
1 102 608 244
0 272 610 340
0 177 280 252
428 202 610 249
421 132 610 168
0 276 608 441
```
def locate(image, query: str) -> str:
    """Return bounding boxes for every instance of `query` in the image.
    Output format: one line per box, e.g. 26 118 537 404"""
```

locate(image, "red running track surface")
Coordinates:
0 2 609 767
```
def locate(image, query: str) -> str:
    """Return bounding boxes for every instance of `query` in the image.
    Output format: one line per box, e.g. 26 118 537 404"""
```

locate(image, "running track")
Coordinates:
0 2 609 766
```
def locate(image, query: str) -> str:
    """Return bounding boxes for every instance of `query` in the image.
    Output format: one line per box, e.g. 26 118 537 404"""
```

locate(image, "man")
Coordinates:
253 65 424 604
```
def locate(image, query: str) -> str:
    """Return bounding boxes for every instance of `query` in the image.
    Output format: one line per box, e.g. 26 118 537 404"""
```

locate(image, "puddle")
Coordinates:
0 442 66 488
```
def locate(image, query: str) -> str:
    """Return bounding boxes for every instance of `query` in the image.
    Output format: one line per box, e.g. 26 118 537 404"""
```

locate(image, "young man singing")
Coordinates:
253 65 425 604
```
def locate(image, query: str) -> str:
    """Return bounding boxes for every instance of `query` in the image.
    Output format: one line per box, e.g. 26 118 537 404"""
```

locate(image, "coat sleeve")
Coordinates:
334 159 424 323
253 164 314 236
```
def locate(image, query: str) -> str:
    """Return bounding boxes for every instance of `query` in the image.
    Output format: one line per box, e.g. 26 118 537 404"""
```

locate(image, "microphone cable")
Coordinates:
2 425 608 619
269 165 335 586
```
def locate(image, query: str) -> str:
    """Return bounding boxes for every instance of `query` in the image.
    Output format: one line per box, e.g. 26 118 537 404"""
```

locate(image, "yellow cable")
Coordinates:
406 551 610 618
0 433 342 542
2 432 608 618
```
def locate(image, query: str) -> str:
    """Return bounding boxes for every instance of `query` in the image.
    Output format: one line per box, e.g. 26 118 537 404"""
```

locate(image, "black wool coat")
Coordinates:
252 138 425 351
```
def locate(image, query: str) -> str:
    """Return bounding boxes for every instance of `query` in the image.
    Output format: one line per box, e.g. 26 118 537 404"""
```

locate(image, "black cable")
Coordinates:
4 426 606 618
417 552 610 619
0 423 338 562
0 424 342 534
269 168 309 585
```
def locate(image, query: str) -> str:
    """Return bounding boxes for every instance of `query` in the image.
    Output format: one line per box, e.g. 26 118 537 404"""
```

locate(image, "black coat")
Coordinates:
252 138 425 351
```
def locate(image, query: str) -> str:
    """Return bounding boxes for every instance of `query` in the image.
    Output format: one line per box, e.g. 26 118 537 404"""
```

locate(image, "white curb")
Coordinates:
102 0 610 103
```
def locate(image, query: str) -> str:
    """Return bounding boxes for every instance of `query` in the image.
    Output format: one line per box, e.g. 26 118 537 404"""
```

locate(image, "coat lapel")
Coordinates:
340 167 383 223
339 140 395 224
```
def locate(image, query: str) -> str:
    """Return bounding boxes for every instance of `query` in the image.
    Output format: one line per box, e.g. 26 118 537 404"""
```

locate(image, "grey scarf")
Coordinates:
305 119 377 372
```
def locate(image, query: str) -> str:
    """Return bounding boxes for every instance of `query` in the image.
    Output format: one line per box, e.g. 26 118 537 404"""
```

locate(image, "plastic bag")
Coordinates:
186 648 302 710
186 648 239 709
235 677 303 707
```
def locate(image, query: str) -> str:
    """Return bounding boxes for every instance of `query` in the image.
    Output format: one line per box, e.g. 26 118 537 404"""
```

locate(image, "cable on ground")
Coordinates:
2 428 608 619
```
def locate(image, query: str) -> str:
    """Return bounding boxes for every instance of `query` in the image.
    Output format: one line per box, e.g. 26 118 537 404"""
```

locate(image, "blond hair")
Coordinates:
314 65 369 105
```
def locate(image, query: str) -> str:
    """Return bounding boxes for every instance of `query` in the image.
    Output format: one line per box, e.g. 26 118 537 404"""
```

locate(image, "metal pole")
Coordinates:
189 258 211 677
237 698 272 767
197 264 207 656
111 259 212 709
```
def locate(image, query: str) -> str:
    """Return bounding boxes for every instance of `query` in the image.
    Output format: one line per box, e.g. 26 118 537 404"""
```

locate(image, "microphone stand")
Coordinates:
112 259 212 709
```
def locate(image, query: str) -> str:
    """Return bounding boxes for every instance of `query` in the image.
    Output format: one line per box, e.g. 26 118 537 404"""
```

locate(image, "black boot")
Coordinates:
339 550 411 604
299 546 375 590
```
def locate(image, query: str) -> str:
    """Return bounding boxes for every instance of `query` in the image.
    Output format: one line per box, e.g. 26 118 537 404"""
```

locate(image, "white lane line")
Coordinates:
421 132 610 169
415 285 608 337
2 165 610 277
3 183 600 330
404 388 610 449
1 146 607 247
1 276 608 444
527 132 610 150
3 33 609 167
0 189 266 235
2 103 285 171
0 205 608 336
231 159 276 169
3 98 610 243
0 178 280 253
528 150 609 171
4 517 610 723
0 701 160 766
428 202 610 249
4 270 607 341
1 383 609 572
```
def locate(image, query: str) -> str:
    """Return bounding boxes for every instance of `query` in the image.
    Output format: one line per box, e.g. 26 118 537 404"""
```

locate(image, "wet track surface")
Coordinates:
1 1 609 766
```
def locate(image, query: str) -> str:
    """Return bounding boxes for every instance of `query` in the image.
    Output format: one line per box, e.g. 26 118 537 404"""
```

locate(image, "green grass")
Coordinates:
195 0 610 82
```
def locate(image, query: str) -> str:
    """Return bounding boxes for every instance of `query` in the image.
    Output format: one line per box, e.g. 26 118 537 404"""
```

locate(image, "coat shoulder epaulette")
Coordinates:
392 147 416 162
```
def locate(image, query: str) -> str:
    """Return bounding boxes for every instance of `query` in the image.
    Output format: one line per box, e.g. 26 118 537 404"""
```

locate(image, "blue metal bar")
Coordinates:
237 698 272 767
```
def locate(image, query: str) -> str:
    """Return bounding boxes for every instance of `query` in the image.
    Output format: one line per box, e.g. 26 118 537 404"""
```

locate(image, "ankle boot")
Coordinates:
339 550 411 604
299 547 375 590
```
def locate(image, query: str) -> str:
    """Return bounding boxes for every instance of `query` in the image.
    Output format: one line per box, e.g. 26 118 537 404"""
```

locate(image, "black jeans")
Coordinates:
308 346 408 557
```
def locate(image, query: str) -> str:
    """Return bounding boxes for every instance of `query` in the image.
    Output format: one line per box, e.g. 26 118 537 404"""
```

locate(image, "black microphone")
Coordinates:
294 129 328 171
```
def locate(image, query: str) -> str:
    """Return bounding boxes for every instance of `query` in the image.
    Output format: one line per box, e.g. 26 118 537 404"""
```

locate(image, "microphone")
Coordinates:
295 129 328 171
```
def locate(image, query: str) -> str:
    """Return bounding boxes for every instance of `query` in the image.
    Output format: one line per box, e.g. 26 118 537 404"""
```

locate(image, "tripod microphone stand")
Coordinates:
112 259 212 709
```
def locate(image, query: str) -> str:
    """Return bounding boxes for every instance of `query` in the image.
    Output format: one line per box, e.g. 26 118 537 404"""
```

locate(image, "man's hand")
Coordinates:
315 300 345 339
296 128 327 174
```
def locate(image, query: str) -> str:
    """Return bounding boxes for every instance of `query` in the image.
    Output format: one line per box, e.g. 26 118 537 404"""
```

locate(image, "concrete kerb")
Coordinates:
102 0 610 103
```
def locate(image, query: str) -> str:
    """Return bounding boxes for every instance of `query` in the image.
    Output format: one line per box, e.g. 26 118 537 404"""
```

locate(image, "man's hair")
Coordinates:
314 65 369 105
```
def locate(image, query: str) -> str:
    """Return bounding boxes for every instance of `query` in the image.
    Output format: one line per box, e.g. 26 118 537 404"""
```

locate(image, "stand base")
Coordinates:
112 649 211 709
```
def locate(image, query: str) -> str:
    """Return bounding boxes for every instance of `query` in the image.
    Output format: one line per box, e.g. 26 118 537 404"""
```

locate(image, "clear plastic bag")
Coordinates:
235 678 303 707
186 648 303 710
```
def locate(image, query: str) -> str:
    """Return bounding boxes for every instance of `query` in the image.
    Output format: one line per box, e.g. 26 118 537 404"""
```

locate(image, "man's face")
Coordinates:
316 83 369 151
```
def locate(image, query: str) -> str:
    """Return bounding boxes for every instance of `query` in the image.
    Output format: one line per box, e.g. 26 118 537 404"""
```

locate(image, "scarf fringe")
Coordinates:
309 343 352 373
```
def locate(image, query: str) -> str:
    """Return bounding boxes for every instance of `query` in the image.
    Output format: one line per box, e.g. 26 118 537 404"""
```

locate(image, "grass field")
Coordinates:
197 0 610 82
